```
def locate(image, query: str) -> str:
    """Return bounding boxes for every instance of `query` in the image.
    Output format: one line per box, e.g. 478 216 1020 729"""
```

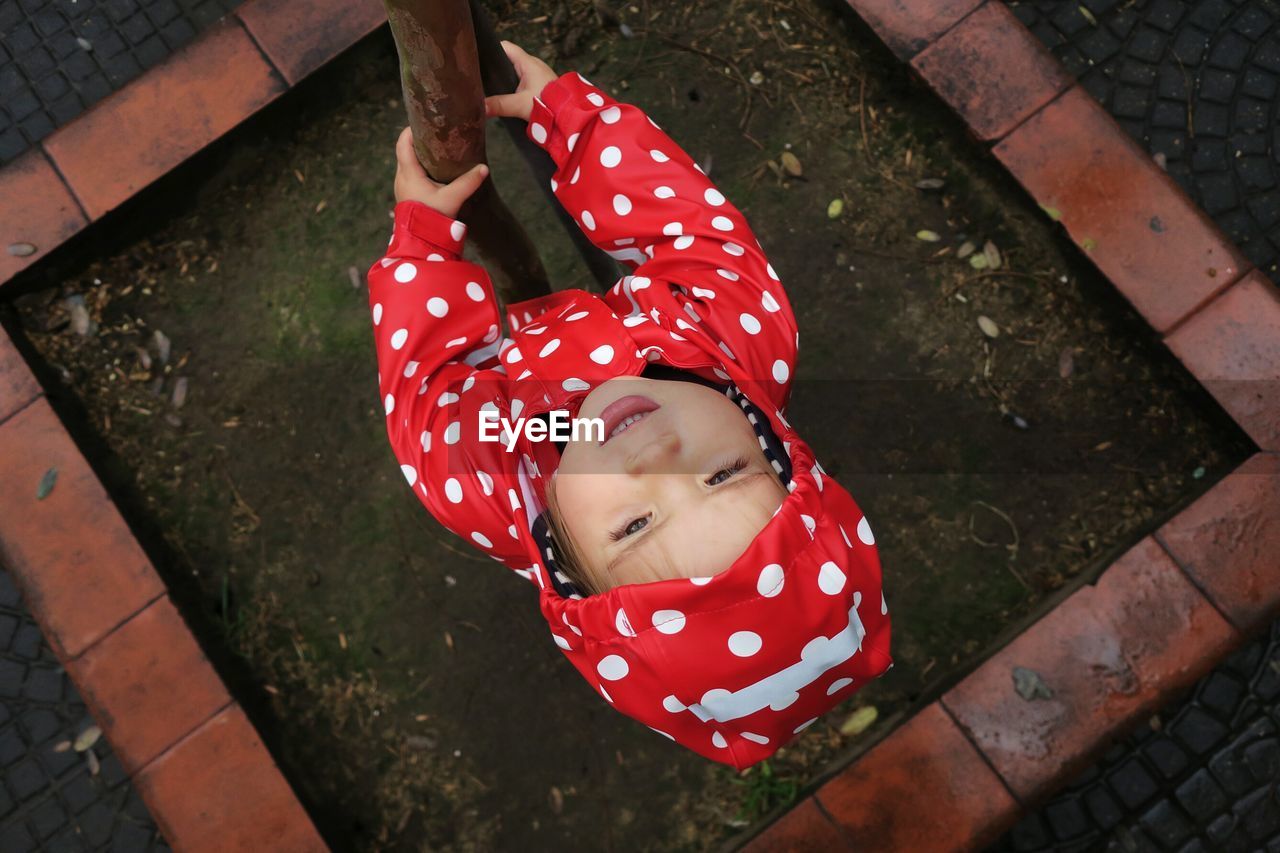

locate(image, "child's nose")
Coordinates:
623 430 681 476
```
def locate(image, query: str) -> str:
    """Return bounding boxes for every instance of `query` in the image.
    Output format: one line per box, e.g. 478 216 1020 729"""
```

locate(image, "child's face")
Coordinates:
551 376 788 592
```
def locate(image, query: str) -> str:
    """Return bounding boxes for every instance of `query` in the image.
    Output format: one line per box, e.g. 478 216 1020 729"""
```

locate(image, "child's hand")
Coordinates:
394 126 489 217
484 40 559 122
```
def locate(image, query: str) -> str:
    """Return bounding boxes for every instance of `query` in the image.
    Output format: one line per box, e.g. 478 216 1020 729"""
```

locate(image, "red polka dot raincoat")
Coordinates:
365 70 892 770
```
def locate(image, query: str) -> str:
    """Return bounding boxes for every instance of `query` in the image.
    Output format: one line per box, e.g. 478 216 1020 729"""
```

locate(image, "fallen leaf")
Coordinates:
315 199 328 214
6 242 36 257
1078 5 1098 25
827 199 844 219
839 705 878 736
171 376 188 409
444 631 454 650
956 241 976 259
1039 204 1062 221
915 229 940 242
1012 666 1054 700
1058 348 1074 378
779 151 802 177
1005 412 1030 430
53 740 72 753
549 785 564 814
914 178 945 190
1081 237 1097 251
977 315 1000 338
983 240 1002 270
969 253 989 270
64 295 93 336
153 330 171 366
36 467 57 500
1094 441 1112 451
74 725 101 752
86 750 100 776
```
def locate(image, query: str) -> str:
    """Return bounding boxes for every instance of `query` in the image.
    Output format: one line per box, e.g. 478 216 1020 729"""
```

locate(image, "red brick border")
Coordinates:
3 1 1277 849
742 1 1280 849
0 0 391 846
0 326 326 850
0 0 385 287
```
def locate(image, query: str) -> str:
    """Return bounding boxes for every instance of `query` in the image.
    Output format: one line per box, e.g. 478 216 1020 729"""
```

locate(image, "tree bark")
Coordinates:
468 0 622 290
382 0 551 304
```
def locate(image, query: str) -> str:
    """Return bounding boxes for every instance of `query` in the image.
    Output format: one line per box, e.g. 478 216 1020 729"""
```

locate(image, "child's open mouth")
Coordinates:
599 395 661 445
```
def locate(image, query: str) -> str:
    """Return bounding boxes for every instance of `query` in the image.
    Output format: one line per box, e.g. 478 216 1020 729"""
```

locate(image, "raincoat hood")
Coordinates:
500 294 893 770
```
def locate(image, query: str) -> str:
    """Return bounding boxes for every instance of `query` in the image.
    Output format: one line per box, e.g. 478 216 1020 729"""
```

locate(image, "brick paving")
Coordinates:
990 616 1280 852
0 0 243 167
0 563 168 852
1008 0 1280 286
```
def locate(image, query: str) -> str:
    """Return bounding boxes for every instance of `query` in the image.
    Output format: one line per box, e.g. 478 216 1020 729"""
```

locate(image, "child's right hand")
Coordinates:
484 40 558 122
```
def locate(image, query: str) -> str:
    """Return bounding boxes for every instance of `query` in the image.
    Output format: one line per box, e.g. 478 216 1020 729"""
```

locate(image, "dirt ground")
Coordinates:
1 0 1257 850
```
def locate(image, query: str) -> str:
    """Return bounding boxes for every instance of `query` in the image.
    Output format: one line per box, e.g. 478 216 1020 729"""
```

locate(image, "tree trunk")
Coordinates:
382 0 551 304
468 0 622 290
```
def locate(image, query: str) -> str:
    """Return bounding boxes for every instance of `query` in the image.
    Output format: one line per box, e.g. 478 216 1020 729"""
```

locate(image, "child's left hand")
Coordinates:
394 126 489 217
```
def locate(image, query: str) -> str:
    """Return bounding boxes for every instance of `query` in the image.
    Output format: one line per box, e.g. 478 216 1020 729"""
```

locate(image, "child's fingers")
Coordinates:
499 39 527 74
395 127 434 180
484 93 525 119
435 163 490 213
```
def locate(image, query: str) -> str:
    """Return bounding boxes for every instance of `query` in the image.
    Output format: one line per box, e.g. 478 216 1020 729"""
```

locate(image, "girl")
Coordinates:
366 41 892 770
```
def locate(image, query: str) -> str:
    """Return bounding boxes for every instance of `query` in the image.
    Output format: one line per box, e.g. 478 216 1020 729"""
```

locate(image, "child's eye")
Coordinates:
706 457 749 486
611 514 651 541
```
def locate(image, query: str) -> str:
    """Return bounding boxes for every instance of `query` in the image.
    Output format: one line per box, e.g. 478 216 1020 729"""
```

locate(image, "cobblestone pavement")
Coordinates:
0 0 243 167
989 616 1280 852
1007 0 1280 284
0 564 168 852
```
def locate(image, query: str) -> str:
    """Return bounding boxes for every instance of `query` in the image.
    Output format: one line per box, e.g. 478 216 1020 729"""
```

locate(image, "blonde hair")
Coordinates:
544 480 603 596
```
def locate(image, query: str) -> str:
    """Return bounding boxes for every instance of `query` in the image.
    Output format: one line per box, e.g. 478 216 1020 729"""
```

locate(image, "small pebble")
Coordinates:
977 315 1000 338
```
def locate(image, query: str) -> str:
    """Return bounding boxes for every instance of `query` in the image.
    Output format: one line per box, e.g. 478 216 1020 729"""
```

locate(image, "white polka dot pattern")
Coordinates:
360 72 888 774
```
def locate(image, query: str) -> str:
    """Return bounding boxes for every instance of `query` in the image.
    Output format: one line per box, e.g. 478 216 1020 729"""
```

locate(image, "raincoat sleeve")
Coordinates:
525 70 799 410
365 200 531 572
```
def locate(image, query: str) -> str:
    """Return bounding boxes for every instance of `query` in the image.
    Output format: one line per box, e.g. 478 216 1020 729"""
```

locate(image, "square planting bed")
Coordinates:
0 2 1258 849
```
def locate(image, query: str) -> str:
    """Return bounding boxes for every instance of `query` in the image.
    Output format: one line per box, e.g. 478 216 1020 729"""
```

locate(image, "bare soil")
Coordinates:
2 0 1255 850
